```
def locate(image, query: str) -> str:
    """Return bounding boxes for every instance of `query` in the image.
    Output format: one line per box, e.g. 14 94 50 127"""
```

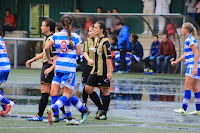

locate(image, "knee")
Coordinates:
85 85 93 94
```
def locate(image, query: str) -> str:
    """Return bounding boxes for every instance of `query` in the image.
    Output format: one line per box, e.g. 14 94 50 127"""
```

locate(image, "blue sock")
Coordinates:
194 92 200 111
53 96 68 112
182 90 191 111
0 93 10 104
71 96 85 113
51 96 59 116
64 98 72 117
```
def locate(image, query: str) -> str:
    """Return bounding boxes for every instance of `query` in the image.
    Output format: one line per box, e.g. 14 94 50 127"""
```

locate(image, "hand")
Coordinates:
44 68 52 77
150 56 154 60
25 59 34 67
47 59 53 64
170 58 174 62
171 61 177 66
193 68 197 76
107 72 112 81
88 59 94 65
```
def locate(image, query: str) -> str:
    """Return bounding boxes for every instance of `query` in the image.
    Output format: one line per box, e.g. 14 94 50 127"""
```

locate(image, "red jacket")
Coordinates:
159 39 176 58
5 13 16 29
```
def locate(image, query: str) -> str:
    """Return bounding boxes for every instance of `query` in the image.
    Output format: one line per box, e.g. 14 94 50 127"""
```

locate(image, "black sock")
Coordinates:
82 87 88 103
60 106 65 114
89 91 102 110
102 95 110 113
38 93 49 117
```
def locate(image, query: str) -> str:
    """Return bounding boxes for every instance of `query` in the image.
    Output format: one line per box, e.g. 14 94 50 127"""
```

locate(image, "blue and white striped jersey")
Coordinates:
184 34 200 67
51 29 82 73
0 36 10 71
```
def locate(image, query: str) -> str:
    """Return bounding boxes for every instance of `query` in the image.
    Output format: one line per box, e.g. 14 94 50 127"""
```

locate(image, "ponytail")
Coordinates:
192 26 197 40
61 15 73 50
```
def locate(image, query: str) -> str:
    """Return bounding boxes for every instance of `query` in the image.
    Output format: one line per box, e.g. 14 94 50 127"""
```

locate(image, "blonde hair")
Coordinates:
183 22 197 39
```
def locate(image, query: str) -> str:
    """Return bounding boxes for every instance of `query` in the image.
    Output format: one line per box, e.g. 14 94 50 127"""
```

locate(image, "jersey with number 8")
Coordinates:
50 29 82 73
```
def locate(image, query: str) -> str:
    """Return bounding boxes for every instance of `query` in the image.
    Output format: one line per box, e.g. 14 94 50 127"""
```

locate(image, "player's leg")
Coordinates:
188 79 200 115
174 75 194 115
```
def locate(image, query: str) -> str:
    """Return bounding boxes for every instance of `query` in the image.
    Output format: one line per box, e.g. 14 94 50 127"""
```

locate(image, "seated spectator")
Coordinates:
109 34 118 71
129 34 143 62
166 20 177 43
143 35 160 72
75 8 81 13
2 8 16 37
106 10 112 32
157 34 176 74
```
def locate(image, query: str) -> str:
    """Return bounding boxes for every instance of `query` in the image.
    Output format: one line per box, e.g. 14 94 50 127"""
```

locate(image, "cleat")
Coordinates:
98 114 107 120
27 115 43 121
0 110 4 116
188 110 200 115
173 108 187 115
52 116 60 123
47 108 53 125
66 117 79 125
96 110 107 120
60 114 67 121
80 109 90 124
3 101 14 116
94 110 101 119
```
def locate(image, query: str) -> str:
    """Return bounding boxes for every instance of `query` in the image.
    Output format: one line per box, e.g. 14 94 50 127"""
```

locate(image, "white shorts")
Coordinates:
52 72 76 90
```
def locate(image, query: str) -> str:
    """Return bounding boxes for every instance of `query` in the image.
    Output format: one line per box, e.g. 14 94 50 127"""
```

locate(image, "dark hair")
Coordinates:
162 34 168 39
0 25 3 37
89 24 94 29
5 8 11 13
110 34 118 42
55 23 63 32
113 8 118 11
44 18 56 32
97 7 102 10
61 15 74 50
153 35 158 38
96 21 108 36
116 21 124 26
131 34 138 40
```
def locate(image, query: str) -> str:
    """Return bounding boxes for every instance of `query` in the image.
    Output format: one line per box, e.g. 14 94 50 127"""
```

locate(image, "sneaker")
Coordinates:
52 116 60 123
66 117 79 125
27 115 43 121
173 108 187 115
47 108 53 125
188 110 200 115
80 109 90 124
94 110 101 119
142 31 148 35
60 114 67 121
3 101 14 116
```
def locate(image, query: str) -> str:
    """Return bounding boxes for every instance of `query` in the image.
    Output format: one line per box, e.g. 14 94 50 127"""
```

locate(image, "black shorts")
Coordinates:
40 62 54 84
82 65 93 84
86 74 110 88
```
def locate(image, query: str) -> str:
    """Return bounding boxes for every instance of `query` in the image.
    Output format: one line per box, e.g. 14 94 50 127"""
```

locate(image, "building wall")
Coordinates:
0 0 187 32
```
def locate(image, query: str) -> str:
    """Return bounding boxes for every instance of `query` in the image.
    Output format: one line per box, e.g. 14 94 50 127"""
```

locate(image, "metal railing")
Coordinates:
4 37 43 69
